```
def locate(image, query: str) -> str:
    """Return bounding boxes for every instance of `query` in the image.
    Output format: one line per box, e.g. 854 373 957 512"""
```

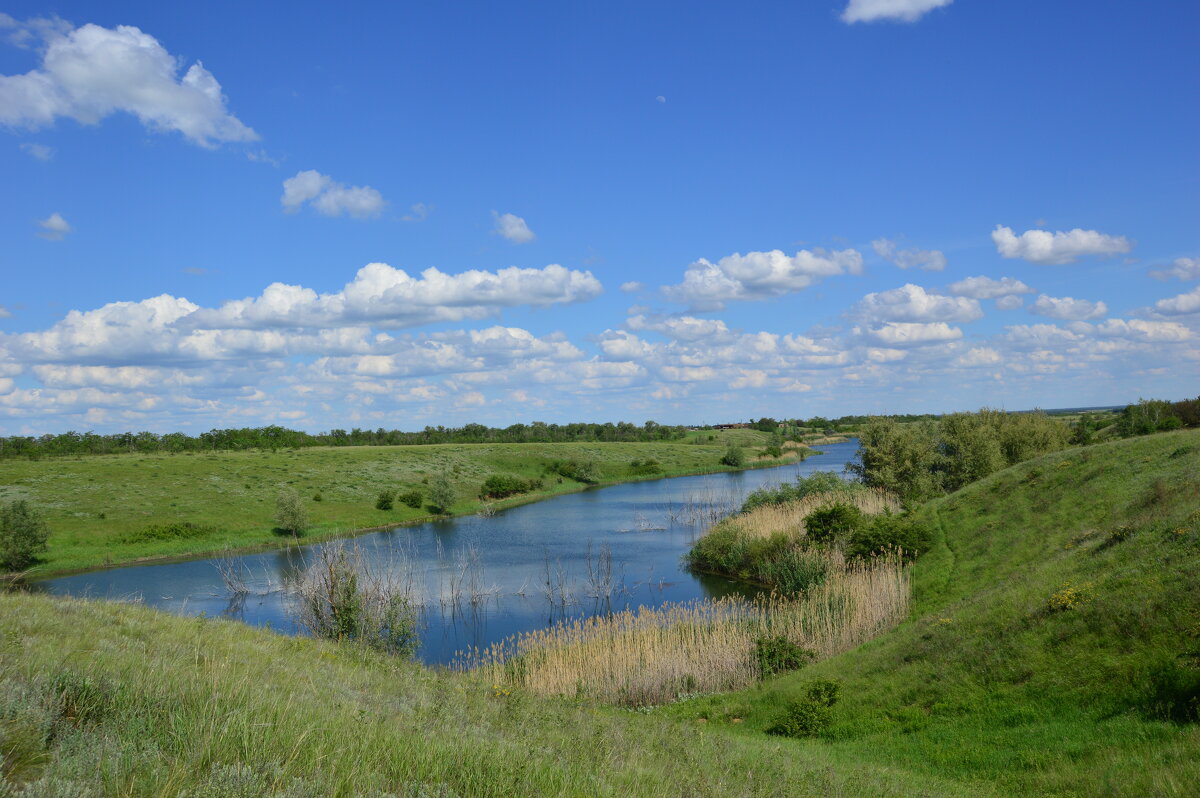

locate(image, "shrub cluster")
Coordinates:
548 459 599 484
375 491 394 511
767 679 842 738
479 474 544 499
0 500 49 571
720 445 746 468
741 471 857 513
1116 397 1200 437
687 529 831 595
804 503 865 545
754 636 815 678
398 489 423 509
844 514 932 562
628 458 663 476
120 521 218 545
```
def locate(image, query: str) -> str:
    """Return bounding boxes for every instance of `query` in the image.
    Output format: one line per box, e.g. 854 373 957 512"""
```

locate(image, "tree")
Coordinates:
275 488 308 536
428 472 455 514
720 444 746 468
1 500 50 571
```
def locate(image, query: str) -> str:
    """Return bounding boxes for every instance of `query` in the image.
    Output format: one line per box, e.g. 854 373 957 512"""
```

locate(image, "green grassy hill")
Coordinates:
1 430 1196 796
670 428 1200 797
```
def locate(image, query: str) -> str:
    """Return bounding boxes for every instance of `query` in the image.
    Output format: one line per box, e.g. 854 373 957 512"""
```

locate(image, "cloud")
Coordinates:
1095 319 1191 342
1150 257 1200 281
946 275 1034 299
492 212 535 244
954 347 1002 368
1030 294 1108 321
619 281 644 293
656 95 666 103
1004 324 1082 349
0 21 256 147
281 170 385 219
994 295 1024 311
36 212 71 241
401 202 430 222
1154 286 1200 316
663 248 862 310
19 142 52 160
857 322 962 346
841 0 953 23
0 306 12 319
871 238 946 271
850 283 982 324
991 225 1132 265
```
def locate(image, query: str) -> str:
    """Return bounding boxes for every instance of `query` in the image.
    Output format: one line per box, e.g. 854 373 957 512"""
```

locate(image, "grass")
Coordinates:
457 555 909 707
2 429 1195 795
664 428 1200 797
0 435 800 576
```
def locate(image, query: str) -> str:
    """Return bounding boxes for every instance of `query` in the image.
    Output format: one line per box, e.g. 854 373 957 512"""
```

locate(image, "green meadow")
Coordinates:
0 429 794 575
0 429 1196 795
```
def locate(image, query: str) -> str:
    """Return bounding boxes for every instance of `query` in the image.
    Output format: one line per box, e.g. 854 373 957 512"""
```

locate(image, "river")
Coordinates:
34 439 860 664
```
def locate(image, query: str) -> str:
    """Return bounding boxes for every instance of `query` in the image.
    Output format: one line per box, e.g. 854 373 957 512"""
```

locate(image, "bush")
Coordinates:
479 474 543 499
428 473 455 514
120 521 217 545
274 488 308 537
628 458 663 476
548 459 600 484
0 500 50 571
398 489 423 509
754 636 815 678
375 490 394 511
742 471 853 513
846 514 930 561
804 503 865 544
767 679 841 738
720 445 746 468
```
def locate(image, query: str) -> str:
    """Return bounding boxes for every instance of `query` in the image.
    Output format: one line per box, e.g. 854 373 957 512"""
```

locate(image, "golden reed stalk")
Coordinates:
456 554 909 707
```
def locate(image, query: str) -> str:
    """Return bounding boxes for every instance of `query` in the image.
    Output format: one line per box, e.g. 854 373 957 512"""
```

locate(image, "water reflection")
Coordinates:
35 440 859 664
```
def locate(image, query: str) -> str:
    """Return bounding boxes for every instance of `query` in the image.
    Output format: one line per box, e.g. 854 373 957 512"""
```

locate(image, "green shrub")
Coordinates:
754 636 814 678
274 488 308 537
762 547 830 594
628 458 663 476
720 445 746 468
0 500 50 571
428 473 455 514
479 474 542 499
120 521 218 545
375 490 394 511
804 503 865 544
846 514 930 561
767 679 841 738
742 471 855 512
549 459 599 484
398 489 423 509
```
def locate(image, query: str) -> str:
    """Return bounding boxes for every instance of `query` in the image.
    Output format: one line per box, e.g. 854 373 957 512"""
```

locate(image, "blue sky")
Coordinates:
1 0 1197 434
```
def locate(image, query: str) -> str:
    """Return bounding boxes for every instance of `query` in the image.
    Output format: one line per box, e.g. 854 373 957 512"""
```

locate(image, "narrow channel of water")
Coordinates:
34 440 860 664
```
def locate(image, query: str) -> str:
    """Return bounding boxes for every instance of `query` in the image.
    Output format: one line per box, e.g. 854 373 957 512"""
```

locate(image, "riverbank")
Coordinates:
3 431 809 577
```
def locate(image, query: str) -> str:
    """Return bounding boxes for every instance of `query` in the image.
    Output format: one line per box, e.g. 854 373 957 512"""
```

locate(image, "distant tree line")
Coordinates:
0 421 687 460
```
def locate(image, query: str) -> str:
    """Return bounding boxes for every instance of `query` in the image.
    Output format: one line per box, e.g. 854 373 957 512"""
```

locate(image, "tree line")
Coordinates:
0 421 687 459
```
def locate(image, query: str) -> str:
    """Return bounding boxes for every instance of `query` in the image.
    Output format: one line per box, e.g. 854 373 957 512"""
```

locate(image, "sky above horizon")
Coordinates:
1 0 1197 435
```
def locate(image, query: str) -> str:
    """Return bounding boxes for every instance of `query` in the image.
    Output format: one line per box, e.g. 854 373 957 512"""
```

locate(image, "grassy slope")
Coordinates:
0 430 793 575
668 428 1200 797
0 593 978 797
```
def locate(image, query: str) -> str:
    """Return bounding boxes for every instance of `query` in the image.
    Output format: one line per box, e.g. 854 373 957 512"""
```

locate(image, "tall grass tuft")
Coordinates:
457 554 908 707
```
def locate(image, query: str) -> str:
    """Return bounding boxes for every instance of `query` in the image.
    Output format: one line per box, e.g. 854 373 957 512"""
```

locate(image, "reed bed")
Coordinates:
457 554 909 707
723 488 900 542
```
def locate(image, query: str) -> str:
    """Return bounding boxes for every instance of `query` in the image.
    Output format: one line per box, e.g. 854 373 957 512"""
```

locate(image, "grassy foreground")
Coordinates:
0 430 796 575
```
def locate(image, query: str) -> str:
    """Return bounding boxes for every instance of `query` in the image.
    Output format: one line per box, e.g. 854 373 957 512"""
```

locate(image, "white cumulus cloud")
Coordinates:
281 170 385 219
850 283 982 324
1030 294 1108 321
841 0 953 23
857 322 962 347
1154 286 1200 316
492 212 535 244
0 21 256 147
871 238 946 271
36 212 71 241
947 275 1034 299
664 248 862 310
1150 257 1200 281
992 225 1132 265
20 142 53 160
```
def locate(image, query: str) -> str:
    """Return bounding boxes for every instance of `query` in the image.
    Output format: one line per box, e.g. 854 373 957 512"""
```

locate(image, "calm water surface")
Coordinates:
35 440 859 664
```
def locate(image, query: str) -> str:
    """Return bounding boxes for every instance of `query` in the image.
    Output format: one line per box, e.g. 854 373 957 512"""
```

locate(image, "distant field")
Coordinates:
0 429 798 575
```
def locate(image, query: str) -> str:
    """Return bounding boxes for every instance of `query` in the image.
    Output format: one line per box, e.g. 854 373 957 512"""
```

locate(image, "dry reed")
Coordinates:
456 553 909 707
722 488 900 542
